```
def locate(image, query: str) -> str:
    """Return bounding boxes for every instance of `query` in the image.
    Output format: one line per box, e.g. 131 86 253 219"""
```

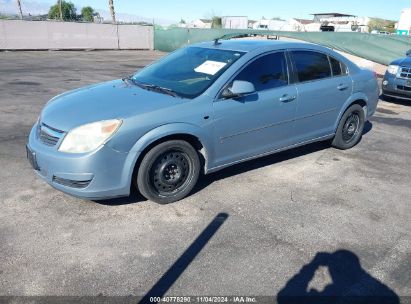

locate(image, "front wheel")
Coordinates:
332 104 365 150
136 140 200 204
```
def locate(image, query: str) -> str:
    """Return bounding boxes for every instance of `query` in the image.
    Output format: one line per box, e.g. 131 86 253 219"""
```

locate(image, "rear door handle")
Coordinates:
337 84 349 91
279 94 296 102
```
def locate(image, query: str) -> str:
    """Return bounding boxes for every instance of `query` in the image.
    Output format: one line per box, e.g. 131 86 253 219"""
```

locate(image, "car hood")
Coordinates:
390 56 411 66
40 79 186 131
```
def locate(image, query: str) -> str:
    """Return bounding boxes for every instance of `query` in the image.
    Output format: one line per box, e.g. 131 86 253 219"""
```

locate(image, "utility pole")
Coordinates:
59 0 63 20
109 0 116 24
16 0 23 20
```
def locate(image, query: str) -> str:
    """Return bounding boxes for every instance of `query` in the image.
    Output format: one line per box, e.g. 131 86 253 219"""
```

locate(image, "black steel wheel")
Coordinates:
151 150 191 195
137 140 200 204
342 112 361 144
332 104 365 150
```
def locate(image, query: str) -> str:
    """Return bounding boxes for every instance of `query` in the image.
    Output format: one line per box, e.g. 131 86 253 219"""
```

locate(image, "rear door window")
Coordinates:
291 51 332 82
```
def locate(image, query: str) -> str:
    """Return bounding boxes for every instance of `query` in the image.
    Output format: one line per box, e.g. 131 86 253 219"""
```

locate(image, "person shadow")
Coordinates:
277 250 399 304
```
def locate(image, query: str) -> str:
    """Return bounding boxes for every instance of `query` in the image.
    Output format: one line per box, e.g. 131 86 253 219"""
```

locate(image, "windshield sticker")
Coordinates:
194 60 227 75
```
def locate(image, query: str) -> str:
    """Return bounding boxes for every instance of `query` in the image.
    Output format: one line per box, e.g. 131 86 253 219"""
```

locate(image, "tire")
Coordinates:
332 104 365 150
136 140 200 204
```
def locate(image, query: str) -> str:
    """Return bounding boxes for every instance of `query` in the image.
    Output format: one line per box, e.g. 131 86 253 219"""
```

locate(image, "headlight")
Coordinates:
387 65 399 75
59 119 122 153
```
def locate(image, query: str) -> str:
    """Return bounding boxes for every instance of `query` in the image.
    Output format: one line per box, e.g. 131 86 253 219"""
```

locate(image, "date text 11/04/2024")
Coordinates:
149 296 257 303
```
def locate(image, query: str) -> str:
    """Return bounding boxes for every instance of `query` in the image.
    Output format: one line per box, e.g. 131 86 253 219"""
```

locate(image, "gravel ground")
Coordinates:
0 50 410 301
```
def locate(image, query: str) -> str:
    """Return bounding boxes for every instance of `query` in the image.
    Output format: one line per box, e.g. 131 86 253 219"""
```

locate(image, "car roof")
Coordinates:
192 39 318 52
191 39 360 74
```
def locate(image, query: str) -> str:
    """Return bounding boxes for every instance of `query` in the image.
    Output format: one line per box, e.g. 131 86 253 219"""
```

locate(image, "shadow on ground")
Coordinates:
277 250 399 304
96 188 147 206
135 213 397 304
380 94 411 107
140 213 229 303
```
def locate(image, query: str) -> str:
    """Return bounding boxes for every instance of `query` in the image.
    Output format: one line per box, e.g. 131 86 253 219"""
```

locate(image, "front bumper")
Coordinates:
27 123 135 200
382 73 411 101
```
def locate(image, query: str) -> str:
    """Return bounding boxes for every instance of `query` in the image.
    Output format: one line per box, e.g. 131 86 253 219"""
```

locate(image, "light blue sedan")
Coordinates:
27 40 379 204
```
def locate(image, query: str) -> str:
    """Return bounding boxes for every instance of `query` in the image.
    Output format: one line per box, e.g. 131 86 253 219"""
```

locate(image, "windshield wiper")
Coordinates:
122 77 182 98
138 83 181 98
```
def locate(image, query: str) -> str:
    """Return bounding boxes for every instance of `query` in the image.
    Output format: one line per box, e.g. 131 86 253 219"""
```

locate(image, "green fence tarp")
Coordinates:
154 28 411 66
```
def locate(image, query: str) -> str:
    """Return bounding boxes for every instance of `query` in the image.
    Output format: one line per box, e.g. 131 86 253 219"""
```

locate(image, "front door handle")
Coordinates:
279 94 296 102
337 84 349 91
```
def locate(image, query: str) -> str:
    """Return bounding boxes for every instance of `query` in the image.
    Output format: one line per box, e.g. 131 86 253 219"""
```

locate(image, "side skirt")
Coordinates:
205 133 335 174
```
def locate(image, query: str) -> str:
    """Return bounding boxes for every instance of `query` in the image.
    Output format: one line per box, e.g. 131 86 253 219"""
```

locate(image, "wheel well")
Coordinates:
351 99 366 108
131 134 206 189
334 99 367 134
351 99 367 115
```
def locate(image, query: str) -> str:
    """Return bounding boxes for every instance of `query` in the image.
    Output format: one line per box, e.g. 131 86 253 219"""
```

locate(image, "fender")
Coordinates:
333 92 369 132
119 123 214 193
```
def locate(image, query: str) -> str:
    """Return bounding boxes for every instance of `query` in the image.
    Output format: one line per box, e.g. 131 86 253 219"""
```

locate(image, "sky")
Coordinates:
1 0 410 23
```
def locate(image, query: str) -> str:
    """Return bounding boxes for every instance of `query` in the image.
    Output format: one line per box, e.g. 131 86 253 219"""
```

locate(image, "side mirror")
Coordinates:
222 80 256 98
406 49 411 57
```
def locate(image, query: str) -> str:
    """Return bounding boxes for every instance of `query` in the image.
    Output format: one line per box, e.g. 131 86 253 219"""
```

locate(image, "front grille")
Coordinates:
398 67 411 79
52 176 92 189
39 130 59 146
397 85 411 92
38 123 64 146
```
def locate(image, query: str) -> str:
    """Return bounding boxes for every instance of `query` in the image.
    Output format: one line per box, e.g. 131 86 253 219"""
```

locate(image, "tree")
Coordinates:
81 6 94 22
368 18 397 33
59 0 62 19
16 0 23 19
108 0 116 24
211 16 222 28
205 10 222 28
48 0 76 21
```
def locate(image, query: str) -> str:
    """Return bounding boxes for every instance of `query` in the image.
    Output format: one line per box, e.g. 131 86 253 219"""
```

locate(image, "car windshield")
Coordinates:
132 46 245 98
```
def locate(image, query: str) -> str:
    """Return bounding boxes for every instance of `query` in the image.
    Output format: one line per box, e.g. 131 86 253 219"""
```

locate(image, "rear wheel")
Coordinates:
136 140 200 204
332 104 365 150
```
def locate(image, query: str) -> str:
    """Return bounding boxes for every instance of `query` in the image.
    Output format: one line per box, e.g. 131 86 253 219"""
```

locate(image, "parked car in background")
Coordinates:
27 40 379 204
382 49 411 101
371 30 391 35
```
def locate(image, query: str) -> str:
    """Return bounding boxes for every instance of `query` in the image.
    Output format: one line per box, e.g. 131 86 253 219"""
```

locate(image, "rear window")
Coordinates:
292 51 331 82
330 56 348 76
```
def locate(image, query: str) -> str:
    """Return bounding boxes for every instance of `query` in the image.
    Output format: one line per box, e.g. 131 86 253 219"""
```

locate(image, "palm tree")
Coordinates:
16 0 23 19
59 0 63 20
108 0 116 24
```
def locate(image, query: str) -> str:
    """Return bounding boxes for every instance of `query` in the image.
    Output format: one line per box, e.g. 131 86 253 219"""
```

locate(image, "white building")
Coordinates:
188 19 212 29
356 17 370 33
288 18 318 31
221 16 248 29
248 20 257 29
252 19 289 31
397 8 411 35
312 13 369 32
